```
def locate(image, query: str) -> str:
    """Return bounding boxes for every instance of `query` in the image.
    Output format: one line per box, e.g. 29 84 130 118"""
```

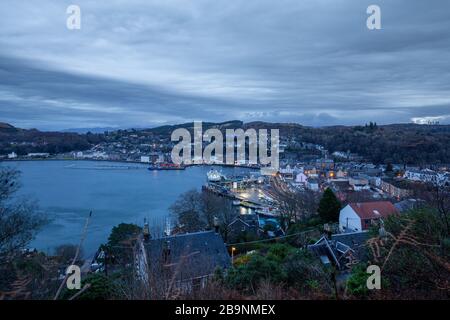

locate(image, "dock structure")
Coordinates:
203 176 280 218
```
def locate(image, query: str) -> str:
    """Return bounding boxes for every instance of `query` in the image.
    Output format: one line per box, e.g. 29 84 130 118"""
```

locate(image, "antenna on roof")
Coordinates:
164 217 171 237
378 219 387 241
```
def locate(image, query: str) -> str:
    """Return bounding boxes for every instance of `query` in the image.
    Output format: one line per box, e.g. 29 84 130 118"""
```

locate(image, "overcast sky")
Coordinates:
1 0 449 130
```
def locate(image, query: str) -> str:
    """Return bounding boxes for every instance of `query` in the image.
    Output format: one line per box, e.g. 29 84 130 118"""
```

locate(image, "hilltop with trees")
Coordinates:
1 120 450 165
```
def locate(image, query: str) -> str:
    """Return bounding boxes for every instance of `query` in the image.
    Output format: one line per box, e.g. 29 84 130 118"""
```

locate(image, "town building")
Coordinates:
306 178 319 191
404 169 438 184
380 179 413 199
404 169 450 186
349 176 370 191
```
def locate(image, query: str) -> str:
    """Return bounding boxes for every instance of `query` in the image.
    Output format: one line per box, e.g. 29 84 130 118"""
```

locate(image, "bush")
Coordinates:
346 264 370 298
283 250 332 294
266 243 296 262
63 273 119 300
55 244 81 263
226 254 287 291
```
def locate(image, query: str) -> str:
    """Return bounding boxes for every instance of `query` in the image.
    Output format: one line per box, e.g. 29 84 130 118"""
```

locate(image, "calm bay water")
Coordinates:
2 160 249 257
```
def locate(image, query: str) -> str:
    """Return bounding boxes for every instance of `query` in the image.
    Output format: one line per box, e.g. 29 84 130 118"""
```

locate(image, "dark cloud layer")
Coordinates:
0 0 449 130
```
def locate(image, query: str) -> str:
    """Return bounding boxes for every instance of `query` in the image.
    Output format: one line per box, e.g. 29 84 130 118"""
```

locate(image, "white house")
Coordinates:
295 172 308 184
74 151 84 158
339 201 398 233
140 156 150 163
7 152 17 159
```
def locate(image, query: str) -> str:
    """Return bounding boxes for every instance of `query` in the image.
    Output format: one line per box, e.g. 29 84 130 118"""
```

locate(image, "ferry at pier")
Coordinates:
207 169 223 182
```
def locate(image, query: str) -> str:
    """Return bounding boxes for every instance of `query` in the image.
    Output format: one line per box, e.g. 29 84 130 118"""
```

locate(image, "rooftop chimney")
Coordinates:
162 240 171 263
213 216 220 233
143 218 151 241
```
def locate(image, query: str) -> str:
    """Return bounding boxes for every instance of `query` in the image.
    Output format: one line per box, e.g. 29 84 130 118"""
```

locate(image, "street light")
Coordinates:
231 246 237 265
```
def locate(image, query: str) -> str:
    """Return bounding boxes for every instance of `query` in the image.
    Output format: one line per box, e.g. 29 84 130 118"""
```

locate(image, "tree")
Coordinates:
107 223 141 247
170 189 237 235
202 192 226 229
106 223 141 266
412 183 450 234
0 167 47 264
55 244 83 264
270 176 320 230
62 273 119 300
385 163 393 172
366 208 450 298
215 198 237 242
429 185 450 234
346 264 370 298
317 188 341 223
170 189 206 233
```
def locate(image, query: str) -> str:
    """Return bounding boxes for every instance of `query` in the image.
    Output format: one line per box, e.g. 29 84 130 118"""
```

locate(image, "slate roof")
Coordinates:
394 199 425 212
309 232 371 269
331 231 369 248
331 180 351 191
144 230 231 281
331 231 369 262
308 236 354 270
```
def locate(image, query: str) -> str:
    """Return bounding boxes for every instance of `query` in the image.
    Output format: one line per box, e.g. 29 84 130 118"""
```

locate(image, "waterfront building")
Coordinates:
140 156 150 163
7 151 17 159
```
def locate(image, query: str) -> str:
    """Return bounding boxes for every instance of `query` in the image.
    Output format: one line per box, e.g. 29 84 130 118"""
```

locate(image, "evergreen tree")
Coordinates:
318 188 341 222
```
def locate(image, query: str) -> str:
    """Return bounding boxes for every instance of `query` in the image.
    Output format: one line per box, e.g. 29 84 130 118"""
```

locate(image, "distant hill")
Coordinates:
0 122 104 156
296 123 450 165
0 122 19 133
1 120 449 165
146 120 244 135
61 127 120 134
144 121 450 165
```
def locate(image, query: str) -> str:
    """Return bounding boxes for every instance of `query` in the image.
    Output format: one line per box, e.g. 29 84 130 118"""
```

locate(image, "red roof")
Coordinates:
349 201 398 220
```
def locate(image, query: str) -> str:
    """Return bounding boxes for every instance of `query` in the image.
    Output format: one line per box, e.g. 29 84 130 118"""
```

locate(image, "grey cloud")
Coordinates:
0 0 449 129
